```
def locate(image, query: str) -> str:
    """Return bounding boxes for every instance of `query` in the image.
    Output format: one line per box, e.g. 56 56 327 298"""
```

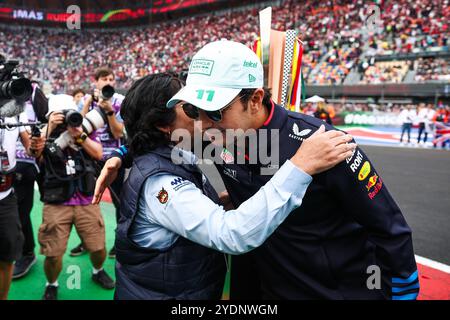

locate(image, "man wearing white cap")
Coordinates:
100 40 419 300
37 94 114 300
167 40 419 300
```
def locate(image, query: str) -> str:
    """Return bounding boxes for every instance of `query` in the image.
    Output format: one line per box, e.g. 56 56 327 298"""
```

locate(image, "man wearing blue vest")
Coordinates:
100 40 419 300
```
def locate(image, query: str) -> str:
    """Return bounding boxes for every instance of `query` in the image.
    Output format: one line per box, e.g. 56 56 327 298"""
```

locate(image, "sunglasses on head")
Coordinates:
181 94 246 122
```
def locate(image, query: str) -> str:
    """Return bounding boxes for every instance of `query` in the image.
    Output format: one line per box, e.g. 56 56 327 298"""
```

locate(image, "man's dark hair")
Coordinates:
94 67 114 81
121 73 184 156
240 87 272 110
71 88 85 96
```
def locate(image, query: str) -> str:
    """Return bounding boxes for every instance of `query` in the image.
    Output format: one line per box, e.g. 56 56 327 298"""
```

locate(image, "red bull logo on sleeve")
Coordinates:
366 174 378 191
367 175 383 200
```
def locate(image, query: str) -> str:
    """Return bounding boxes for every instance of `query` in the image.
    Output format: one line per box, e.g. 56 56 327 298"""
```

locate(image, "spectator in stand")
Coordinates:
0 0 448 91
415 58 450 82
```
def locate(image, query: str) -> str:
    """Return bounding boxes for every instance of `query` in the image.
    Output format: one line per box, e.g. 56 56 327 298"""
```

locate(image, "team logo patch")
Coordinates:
349 150 363 172
171 177 190 191
243 60 258 68
189 59 214 76
289 124 311 141
156 187 169 204
358 161 371 181
220 148 234 164
367 175 383 200
223 167 238 181
171 177 185 186
366 174 378 191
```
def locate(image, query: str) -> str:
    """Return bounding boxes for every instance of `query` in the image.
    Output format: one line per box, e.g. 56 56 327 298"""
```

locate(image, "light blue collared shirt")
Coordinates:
130 150 312 255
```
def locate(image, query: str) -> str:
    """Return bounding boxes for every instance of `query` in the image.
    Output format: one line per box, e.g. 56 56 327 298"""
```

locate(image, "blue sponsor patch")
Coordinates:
170 177 190 191
171 177 186 186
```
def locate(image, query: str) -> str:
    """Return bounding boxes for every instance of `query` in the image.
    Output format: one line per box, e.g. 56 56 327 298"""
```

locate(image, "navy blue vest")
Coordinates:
115 146 226 300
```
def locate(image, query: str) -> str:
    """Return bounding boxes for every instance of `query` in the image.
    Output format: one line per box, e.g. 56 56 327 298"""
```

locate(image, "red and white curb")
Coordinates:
416 255 450 300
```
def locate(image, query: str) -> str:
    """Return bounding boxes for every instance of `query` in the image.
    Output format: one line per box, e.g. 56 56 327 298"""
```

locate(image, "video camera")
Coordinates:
0 58 32 102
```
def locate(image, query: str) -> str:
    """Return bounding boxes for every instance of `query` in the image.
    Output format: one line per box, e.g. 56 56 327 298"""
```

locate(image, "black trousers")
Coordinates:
417 123 428 143
13 162 38 256
230 254 262 300
0 192 24 262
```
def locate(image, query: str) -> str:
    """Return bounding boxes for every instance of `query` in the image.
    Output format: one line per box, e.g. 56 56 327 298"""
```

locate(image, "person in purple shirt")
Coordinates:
72 67 126 258
37 94 115 300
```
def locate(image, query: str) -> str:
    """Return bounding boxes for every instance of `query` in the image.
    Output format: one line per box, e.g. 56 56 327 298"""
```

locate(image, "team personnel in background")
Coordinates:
12 83 48 279
70 67 125 258
98 73 355 299
399 106 416 145
0 104 44 299
417 103 435 145
38 95 114 300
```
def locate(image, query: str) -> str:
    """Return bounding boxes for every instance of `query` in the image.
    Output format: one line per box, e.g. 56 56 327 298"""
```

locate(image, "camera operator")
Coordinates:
0 112 44 300
12 81 48 280
72 67 125 258
0 55 44 300
38 94 114 300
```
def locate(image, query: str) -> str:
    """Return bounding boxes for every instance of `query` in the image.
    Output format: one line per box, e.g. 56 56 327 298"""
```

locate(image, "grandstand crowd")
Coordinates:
0 0 449 92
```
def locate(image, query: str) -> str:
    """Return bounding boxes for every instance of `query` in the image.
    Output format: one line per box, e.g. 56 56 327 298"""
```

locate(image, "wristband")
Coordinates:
75 132 88 145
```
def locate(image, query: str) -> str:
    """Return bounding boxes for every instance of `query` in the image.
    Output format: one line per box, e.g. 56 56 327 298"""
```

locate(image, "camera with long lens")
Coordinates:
60 109 84 128
54 108 107 150
93 85 115 102
0 58 32 102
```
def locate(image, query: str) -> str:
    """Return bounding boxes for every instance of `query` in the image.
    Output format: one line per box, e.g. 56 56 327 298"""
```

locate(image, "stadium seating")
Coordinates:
415 57 450 82
361 60 411 84
0 0 448 92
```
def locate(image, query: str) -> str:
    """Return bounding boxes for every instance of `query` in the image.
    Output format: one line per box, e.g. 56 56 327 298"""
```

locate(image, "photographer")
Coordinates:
38 94 114 300
0 112 44 300
71 67 124 258
0 55 44 300
13 82 48 280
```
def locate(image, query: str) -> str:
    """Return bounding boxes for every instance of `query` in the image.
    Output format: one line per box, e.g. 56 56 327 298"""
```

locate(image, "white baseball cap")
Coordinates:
167 40 263 111
46 94 77 118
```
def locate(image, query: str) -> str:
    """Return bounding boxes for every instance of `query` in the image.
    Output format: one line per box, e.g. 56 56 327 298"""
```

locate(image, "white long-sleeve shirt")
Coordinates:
130 157 312 255
398 109 416 124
